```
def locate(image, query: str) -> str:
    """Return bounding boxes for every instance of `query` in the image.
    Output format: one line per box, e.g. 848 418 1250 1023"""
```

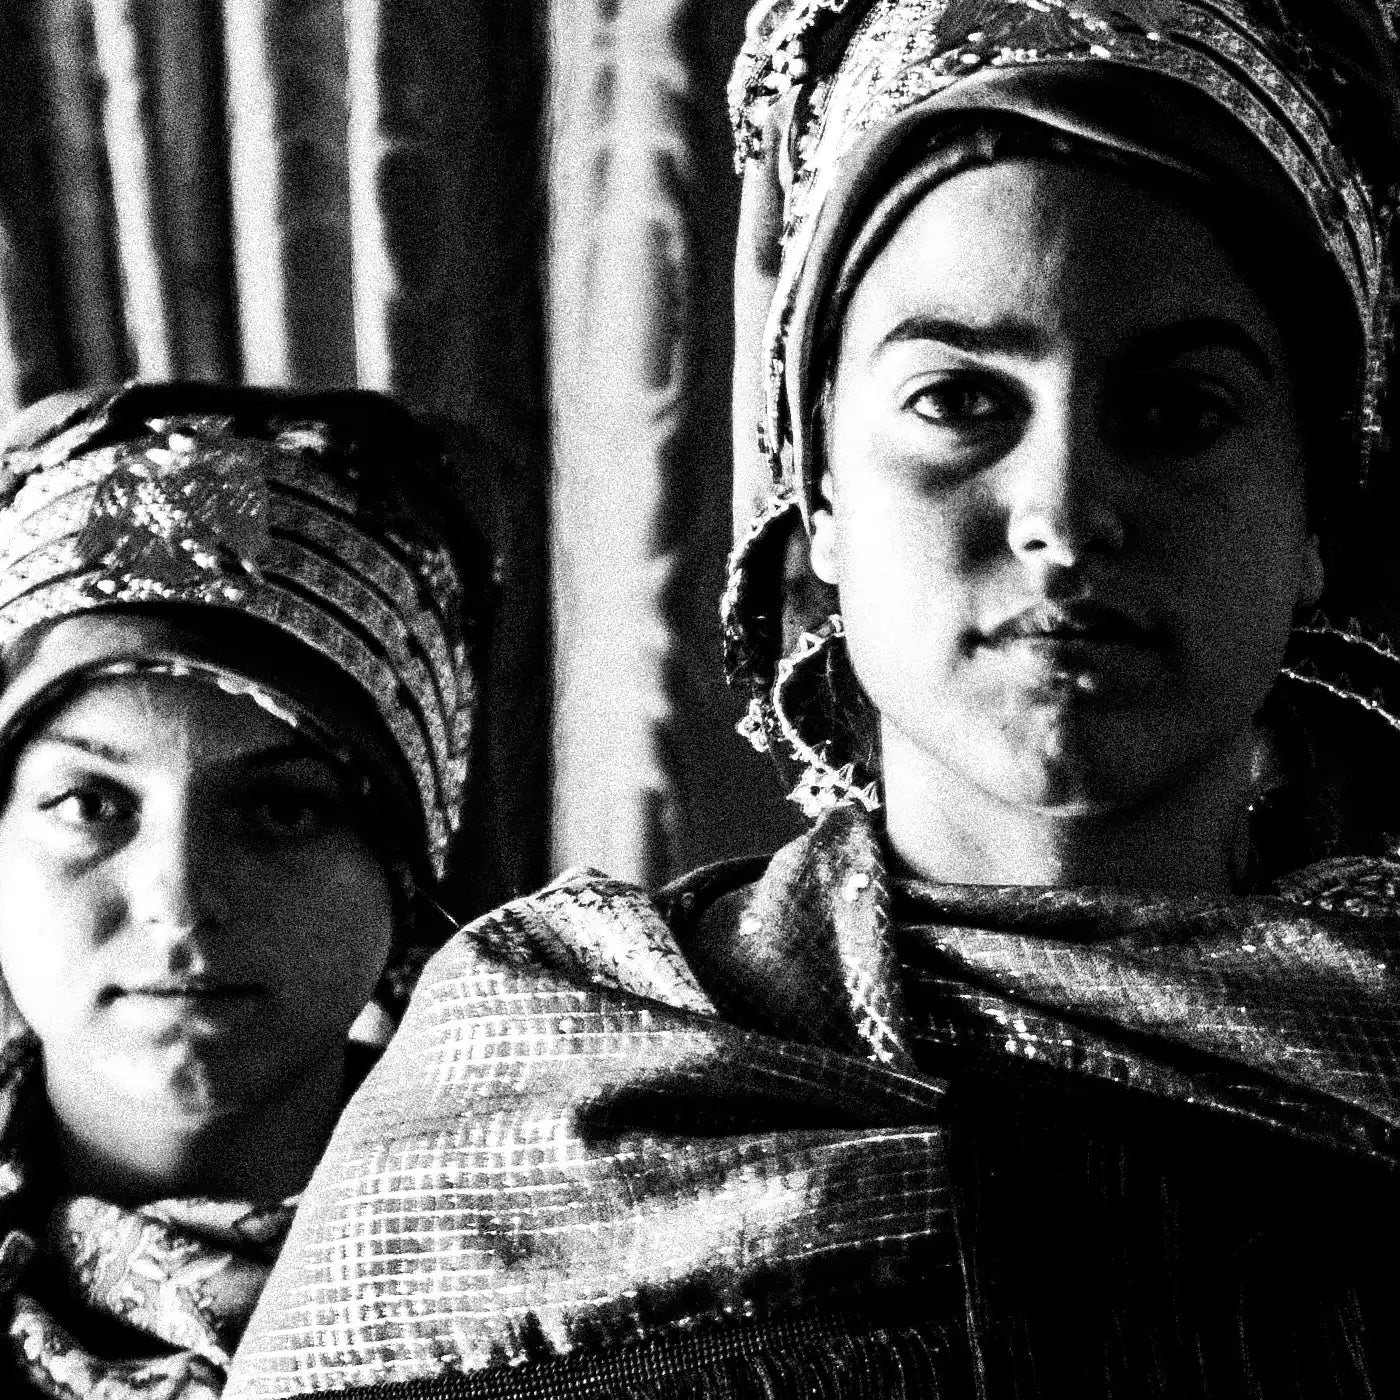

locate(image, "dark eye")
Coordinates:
1112 381 1239 456
240 781 343 841
40 786 134 830
906 378 1004 427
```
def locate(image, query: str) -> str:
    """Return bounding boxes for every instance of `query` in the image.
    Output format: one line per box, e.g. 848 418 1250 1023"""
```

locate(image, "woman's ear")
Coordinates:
1298 532 1324 608
809 471 840 585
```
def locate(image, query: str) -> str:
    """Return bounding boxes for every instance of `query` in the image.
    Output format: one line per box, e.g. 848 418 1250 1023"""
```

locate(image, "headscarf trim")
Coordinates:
730 0 1398 498
0 409 473 878
228 802 1400 1395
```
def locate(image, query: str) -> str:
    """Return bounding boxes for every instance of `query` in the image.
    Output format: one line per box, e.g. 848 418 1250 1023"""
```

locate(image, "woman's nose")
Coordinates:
1003 409 1125 568
125 811 230 936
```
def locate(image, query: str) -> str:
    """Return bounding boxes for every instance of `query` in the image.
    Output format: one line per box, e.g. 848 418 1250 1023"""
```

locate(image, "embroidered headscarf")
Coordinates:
0 383 488 889
0 384 490 1396
723 0 1400 823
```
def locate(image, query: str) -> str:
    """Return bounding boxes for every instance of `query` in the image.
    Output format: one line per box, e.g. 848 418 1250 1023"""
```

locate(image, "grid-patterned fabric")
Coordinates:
228 804 1400 1396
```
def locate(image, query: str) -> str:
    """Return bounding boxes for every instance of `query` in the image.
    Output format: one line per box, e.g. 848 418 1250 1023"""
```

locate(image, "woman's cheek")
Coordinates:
0 855 92 1039
242 841 392 1009
843 475 961 611
839 524 958 722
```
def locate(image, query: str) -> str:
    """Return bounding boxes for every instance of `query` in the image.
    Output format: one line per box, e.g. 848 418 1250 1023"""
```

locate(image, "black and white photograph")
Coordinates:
0 2 1396 1396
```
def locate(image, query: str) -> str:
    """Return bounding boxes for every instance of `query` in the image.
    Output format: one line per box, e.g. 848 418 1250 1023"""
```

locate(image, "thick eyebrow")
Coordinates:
36 733 134 765
876 315 1051 360
1127 316 1277 380
875 313 1277 381
35 734 314 770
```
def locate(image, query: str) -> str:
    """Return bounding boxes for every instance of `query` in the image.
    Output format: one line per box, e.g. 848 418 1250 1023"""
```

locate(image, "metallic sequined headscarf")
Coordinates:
0 383 487 885
724 0 1400 819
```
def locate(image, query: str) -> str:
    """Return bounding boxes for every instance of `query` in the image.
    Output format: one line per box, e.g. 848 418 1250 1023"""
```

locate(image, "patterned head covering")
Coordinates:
724 0 1400 818
0 383 487 884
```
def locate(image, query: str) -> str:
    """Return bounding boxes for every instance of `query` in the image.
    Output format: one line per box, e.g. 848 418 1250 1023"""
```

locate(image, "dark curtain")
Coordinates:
0 0 803 914
0 0 550 916
546 0 801 886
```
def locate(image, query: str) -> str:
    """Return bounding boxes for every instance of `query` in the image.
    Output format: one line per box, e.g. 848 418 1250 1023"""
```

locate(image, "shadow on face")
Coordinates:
809 157 1323 816
0 674 394 1124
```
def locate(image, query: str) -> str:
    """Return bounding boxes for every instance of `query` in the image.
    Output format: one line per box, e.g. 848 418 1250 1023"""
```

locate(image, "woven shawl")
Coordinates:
227 804 1400 1398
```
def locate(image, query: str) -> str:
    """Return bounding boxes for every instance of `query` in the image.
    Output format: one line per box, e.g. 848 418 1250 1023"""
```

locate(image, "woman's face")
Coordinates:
0 675 394 1123
813 158 1323 815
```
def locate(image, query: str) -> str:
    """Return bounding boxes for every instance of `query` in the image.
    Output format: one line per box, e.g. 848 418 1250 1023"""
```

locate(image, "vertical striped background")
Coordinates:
0 0 799 921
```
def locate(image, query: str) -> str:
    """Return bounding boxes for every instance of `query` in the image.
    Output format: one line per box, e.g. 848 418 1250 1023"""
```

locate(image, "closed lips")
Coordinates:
979 602 1163 648
122 978 262 998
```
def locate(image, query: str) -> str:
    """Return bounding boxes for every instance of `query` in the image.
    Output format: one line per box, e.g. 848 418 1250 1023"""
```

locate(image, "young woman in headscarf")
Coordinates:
231 2 1400 1397
0 382 487 1399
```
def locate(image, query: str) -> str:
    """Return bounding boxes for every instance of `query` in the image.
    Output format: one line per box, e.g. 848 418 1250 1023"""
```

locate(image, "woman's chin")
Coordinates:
930 704 1240 816
92 1039 267 1124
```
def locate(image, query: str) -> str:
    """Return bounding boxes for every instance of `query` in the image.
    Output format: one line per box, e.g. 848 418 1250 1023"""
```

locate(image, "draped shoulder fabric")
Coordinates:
228 805 1400 1399
0 1034 346 1399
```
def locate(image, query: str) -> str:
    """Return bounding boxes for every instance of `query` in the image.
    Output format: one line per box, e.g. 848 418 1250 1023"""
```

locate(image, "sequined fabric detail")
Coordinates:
468 867 718 1014
0 417 474 878
50 1196 294 1370
230 805 1400 1396
803 0 1381 307
730 0 1394 492
226 878 952 1396
1274 852 1400 919
0 1037 297 1400
899 882 1400 1157
75 431 271 604
691 803 911 1068
8 1295 227 1400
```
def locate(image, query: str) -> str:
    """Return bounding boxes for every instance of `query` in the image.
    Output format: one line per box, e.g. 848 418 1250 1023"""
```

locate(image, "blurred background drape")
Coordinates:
0 0 800 906
546 0 799 885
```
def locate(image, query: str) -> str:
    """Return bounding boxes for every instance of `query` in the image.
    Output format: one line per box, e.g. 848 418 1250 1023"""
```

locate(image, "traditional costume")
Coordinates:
0 384 484 1398
231 3 1400 1396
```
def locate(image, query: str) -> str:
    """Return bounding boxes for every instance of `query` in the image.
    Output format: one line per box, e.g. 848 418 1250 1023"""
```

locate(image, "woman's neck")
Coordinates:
44 1044 348 1204
881 723 1254 894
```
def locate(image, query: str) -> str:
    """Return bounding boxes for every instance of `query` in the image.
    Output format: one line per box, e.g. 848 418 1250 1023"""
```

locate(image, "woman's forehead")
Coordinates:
29 674 305 772
842 158 1280 358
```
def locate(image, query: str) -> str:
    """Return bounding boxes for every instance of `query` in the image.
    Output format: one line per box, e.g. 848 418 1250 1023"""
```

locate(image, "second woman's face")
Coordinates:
0 675 394 1125
813 157 1322 815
